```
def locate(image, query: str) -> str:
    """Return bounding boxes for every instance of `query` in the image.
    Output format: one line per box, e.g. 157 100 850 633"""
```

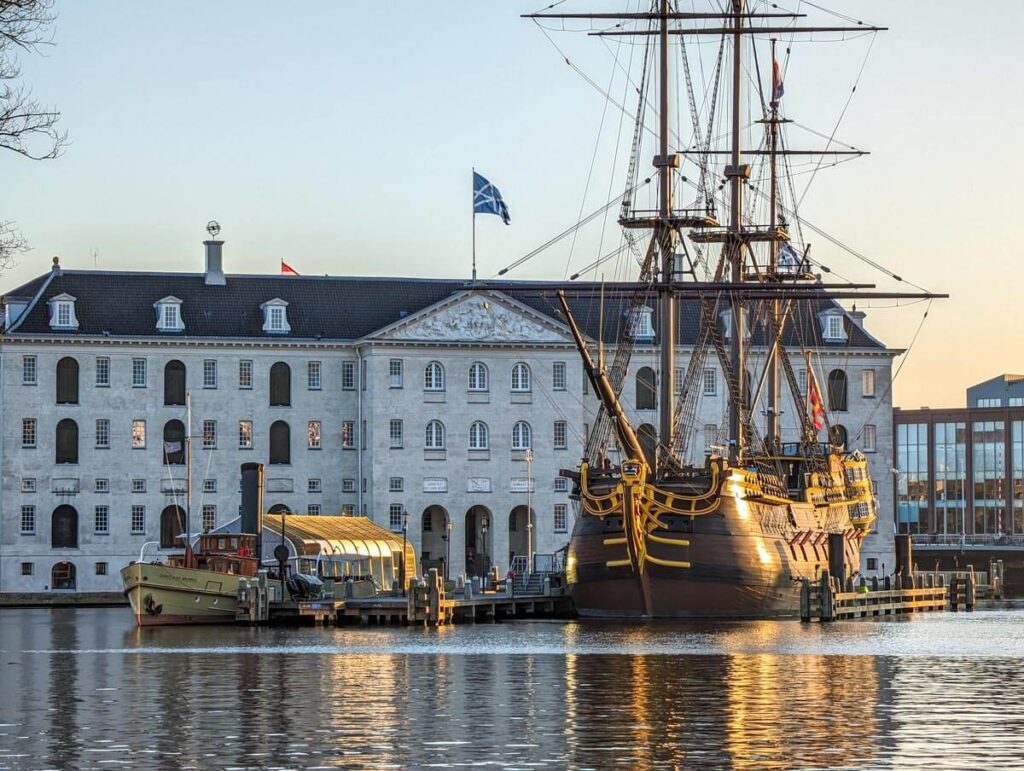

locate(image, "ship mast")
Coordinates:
766 36 781 452
656 0 676 468
727 0 746 463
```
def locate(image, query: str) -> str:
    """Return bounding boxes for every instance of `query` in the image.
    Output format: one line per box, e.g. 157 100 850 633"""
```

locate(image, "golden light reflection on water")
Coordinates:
3 609 1024 769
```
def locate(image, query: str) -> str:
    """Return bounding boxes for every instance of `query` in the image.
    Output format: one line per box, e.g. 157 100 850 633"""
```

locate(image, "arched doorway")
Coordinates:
164 360 186 406
163 420 185 465
56 357 79 404
51 505 78 548
55 418 79 464
465 505 493 579
420 505 449 577
508 505 534 571
51 561 76 591
160 505 186 549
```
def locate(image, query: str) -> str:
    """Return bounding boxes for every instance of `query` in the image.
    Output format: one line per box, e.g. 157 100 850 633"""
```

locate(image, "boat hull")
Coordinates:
568 492 860 619
121 562 243 626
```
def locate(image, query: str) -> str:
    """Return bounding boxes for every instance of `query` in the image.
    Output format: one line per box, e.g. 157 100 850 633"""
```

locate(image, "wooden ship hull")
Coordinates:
121 561 245 627
566 459 873 619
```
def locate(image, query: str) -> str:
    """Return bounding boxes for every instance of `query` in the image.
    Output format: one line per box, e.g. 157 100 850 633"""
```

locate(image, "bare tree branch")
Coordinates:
0 0 63 271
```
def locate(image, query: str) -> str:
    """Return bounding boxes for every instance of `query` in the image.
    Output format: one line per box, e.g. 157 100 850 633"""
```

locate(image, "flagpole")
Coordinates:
471 167 477 282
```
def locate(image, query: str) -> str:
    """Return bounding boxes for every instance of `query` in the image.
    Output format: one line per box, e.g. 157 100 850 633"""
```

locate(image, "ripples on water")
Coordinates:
1 609 1023 770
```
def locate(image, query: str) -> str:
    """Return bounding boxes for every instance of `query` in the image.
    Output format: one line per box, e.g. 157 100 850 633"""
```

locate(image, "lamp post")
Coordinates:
525 448 533 575
445 519 453 581
401 508 409 596
481 516 489 579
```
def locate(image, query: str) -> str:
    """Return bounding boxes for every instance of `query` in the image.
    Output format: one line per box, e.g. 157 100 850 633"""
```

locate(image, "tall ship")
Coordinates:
523 2 943 617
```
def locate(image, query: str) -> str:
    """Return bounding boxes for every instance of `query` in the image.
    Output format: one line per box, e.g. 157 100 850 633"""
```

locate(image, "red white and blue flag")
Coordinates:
772 58 785 102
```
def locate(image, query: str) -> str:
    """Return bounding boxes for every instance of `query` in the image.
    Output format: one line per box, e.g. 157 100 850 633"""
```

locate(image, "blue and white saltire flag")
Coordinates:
473 171 511 225
779 242 802 272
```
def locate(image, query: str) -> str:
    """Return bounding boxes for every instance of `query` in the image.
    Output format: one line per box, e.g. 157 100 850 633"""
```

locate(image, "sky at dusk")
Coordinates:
1 1 1022 409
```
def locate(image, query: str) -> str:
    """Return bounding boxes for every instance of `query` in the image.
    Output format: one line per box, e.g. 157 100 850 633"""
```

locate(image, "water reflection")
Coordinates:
1 609 1024 769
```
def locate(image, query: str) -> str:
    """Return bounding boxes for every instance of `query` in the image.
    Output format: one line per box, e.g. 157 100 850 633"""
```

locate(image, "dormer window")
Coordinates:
47 294 79 331
261 298 290 335
153 296 184 333
819 309 848 342
629 306 655 341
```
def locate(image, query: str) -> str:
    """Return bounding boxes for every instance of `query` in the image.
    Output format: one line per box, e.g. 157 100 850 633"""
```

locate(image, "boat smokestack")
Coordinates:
240 462 264 559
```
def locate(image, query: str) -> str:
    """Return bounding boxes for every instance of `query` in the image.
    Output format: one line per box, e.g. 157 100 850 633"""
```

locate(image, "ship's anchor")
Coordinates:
143 593 163 616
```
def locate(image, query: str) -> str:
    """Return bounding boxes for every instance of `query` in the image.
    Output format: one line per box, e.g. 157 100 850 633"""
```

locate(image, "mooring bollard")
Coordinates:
800 578 811 622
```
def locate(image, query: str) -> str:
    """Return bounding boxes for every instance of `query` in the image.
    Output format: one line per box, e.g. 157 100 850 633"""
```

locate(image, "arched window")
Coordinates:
830 424 848 450
163 420 185 465
636 366 656 410
55 419 79 464
638 423 657 467
424 362 445 391
51 561 76 590
160 506 185 549
469 421 489 449
51 505 78 548
164 360 186 406
55 357 79 405
511 363 531 392
827 369 848 412
268 503 291 515
269 420 291 464
270 362 291 407
425 420 445 449
468 362 488 392
512 421 532 450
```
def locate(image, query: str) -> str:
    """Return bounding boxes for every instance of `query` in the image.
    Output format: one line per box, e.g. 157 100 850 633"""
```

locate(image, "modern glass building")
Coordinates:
894 379 1024 593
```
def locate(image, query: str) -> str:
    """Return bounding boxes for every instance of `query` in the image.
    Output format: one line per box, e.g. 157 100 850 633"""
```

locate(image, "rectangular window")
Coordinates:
308 504 321 516
308 420 322 449
674 367 684 395
798 369 808 398
202 479 217 494
1010 397 1024 407
308 361 322 390
389 477 404 493
96 418 110 449
132 358 147 387
57 302 71 327
340 478 354 493
20 505 35 535
202 505 216 533
131 478 146 493
21 477 36 493
96 356 110 387
239 360 253 389
202 420 217 449
341 361 356 390
827 315 844 340
95 562 108 576
341 504 355 516
131 505 146 534
22 418 36 448
866 558 878 571
863 424 877 452
22 355 37 385
703 368 717 396
95 478 109 493
552 361 567 391
554 503 568 533
389 419 403 448
239 420 253 449
132 420 146 448
21 563 33 576
388 359 403 388
163 304 178 329
341 420 355 449
361 419 367 450
554 477 569 493
269 306 285 331
94 506 109 534
554 420 568 450
977 398 1001 408
389 503 404 532
309 478 324 493
203 359 218 388
862 369 876 398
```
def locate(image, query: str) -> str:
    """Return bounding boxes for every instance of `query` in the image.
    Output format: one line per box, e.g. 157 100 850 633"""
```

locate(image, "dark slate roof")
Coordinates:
0 268 886 349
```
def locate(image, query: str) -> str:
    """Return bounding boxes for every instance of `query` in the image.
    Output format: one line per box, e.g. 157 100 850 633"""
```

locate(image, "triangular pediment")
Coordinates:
369 290 572 344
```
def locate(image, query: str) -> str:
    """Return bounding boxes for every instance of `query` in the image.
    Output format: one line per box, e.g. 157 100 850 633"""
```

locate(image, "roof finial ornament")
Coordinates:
206 220 221 239
51 256 60 272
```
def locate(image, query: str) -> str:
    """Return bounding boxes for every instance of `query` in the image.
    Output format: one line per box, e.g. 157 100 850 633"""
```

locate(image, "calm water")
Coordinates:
2 609 1024 769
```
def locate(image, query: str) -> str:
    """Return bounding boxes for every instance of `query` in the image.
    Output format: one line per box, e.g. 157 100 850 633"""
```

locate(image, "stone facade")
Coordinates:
0 260 898 595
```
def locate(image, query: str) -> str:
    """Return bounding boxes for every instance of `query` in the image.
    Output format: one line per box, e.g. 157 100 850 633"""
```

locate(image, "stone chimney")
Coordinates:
849 309 867 330
204 239 226 286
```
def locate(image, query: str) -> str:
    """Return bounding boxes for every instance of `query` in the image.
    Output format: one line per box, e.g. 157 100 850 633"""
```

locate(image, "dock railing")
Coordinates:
800 570 950 622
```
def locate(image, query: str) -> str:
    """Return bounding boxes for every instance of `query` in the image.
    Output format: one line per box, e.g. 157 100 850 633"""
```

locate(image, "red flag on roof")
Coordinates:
281 260 299 276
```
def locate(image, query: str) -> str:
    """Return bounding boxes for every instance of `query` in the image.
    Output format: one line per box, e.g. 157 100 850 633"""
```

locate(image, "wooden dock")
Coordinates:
236 568 573 627
801 570 959 622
